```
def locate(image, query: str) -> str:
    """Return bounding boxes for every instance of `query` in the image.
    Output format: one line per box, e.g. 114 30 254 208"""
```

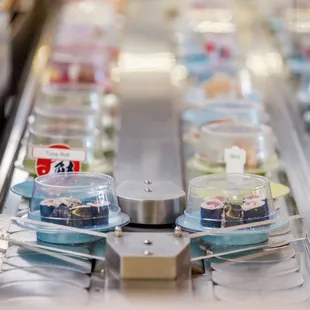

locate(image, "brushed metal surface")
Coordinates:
0 268 91 288
117 181 185 224
0 281 89 304
105 231 191 280
114 0 184 225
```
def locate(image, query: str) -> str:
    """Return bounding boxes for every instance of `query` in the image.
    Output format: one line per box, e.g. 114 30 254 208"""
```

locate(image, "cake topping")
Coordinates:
214 196 228 203
40 199 57 206
201 199 223 210
243 193 266 203
242 200 265 211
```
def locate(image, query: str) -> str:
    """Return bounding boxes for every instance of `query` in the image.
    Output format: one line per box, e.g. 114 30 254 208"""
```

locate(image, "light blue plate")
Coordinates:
18 211 130 245
11 180 34 199
176 213 287 246
182 104 263 128
287 56 310 74
182 108 228 127
268 17 284 32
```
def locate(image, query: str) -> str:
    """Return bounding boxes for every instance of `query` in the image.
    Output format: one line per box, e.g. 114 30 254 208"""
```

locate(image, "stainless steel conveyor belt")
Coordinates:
115 0 185 225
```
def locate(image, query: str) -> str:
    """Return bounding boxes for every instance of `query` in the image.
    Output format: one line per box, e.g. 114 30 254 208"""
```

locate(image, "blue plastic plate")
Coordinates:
287 56 310 74
185 88 262 108
11 180 34 199
176 213 287 246
11 180 120 202
18 211 130 245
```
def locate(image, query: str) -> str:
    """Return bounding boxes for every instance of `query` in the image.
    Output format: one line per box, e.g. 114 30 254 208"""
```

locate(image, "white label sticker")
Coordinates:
224 145 246 173
32 147 86 162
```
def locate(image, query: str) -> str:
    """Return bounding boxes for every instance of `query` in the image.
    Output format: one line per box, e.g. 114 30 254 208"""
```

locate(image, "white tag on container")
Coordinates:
224 145 246 173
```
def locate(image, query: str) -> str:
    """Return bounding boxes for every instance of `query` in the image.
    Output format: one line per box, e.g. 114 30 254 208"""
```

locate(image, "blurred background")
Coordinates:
1 1 310 308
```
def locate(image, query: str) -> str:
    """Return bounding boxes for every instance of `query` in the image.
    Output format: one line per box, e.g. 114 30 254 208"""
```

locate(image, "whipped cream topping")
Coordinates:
40 199 57 206
242 200 265 211
201 199 223 210
243 193 266 202
214 195 228 203
40 197 82 208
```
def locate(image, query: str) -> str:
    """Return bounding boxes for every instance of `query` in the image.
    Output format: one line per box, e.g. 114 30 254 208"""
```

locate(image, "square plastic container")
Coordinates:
27 172 129 244
194 123 278 175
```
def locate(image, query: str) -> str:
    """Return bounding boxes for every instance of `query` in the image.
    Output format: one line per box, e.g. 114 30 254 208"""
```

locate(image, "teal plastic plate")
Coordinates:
176 213 287 246
18 211 130 245
11 180 34 199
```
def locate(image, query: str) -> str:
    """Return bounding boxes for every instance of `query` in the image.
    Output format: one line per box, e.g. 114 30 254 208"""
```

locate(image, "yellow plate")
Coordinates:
189 156 279 176
187 158 290 200
270 182 290 199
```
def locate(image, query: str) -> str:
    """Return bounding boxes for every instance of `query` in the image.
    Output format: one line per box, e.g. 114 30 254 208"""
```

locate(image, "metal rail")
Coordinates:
0 3 58 209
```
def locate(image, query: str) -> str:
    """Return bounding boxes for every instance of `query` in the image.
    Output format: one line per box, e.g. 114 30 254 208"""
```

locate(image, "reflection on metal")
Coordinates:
115 0 185 225
117 181 185 225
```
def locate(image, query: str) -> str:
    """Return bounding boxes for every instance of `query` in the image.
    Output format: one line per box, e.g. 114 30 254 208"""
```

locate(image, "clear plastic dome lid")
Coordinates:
185 69 261 103
45 60 108 87
185 174 275 229
38 84 103 111
21 126 111 176
31 105 102 133
51 45 111 66
26 125 97 148
182 100 266 129
197 123 276 170
29 173 121 229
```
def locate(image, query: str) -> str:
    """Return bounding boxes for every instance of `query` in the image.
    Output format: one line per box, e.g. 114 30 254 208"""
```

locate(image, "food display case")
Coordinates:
0 0 309 309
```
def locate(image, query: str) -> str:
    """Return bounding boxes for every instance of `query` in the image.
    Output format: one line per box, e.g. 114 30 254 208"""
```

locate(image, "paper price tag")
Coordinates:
32 144 85 176
224 145 246 173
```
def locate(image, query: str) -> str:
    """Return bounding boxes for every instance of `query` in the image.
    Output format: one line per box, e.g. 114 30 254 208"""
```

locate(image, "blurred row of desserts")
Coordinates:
261 0 310 129
175 1 296 255
177 1 279 180
15 0 121 177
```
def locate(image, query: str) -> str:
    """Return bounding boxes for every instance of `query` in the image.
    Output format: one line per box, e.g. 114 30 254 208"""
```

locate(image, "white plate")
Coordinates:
214 285 310 305
213 271 304 290
0 281 89 304
215 246 295 264
0 268 90 288
5 244 90 258
211 257 300 276
2 255 91 274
